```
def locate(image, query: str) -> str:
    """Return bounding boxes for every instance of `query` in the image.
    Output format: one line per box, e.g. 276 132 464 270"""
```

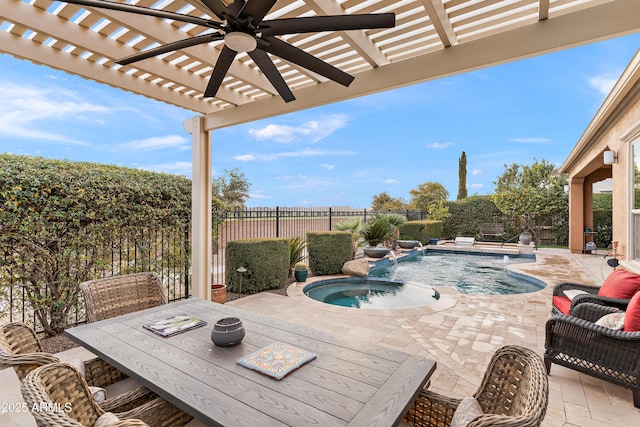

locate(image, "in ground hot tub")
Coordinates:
303 277 439 309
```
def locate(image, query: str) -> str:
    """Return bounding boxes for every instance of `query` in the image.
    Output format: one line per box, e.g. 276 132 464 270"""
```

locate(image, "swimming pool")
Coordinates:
304 277 439 309
369 252 544 295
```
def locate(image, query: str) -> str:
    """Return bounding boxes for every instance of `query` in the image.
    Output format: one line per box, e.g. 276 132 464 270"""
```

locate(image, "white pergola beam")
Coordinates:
305 0 390 67
0 30 208 112
421 0 457 47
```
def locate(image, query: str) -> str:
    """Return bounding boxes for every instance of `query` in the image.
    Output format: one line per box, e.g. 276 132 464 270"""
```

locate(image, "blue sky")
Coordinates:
1 33 639 208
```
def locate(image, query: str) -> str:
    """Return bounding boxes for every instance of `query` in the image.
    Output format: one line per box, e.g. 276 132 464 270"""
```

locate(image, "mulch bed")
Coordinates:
40 287 290 354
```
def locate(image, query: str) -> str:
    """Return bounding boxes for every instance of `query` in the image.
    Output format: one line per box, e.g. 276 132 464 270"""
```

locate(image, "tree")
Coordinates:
212 167 250 210
409 182 449 211
371 192 406 211
427 200 451 221
457 151 468 200
492 159 568 243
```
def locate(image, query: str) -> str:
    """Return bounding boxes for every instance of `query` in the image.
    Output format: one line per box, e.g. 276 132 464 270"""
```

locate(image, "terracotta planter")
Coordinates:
210 284 227 304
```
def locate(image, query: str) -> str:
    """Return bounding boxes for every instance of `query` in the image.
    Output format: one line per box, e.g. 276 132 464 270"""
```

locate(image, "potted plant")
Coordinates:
360 217 395 258
293 262 308 282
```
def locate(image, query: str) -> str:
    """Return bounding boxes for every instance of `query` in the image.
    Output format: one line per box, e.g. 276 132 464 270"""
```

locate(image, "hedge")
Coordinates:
224 238 290 294
398 220 443 244
306 231 352 275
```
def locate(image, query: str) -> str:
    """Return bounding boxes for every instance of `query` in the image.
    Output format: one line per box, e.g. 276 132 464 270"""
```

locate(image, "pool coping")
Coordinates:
286 247 546 316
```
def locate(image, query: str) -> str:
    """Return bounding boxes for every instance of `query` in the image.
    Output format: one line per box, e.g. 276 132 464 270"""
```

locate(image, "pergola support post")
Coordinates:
184 115 212 300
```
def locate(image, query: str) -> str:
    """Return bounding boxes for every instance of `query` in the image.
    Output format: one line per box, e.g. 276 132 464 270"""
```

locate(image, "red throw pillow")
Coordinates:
598 269 640 299
623 292 640 332
552 296 572 315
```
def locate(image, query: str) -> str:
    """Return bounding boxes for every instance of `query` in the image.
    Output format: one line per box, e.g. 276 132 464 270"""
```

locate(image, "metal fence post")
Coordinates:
276 206 280 237
329 207 332 231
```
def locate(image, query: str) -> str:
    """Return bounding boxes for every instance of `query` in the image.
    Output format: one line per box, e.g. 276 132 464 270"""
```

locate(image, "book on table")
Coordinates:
143 314 207 337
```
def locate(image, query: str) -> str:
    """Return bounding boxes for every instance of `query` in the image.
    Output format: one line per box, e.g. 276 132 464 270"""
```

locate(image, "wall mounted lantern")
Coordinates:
603 150 617 165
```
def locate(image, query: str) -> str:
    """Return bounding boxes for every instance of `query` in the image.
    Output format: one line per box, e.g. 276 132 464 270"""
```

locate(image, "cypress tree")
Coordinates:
457 151 468 200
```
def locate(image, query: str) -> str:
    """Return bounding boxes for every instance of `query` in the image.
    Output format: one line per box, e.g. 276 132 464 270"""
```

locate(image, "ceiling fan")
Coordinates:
58 0 396 103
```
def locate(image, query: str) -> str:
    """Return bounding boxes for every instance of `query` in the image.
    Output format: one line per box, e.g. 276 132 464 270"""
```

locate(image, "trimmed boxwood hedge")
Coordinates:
307 231 352 275
224 238 290 294
398 220 443 244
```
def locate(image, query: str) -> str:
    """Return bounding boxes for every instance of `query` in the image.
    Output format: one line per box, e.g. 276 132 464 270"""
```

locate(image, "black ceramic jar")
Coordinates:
211 317 245 347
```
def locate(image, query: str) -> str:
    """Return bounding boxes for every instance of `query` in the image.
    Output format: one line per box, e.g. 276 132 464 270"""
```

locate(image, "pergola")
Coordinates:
3 0 640 298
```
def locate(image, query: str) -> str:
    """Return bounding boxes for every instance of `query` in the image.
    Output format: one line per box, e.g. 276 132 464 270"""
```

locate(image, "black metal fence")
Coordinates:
211 208 427 284
6 206 596 332
0 224 191 332
0 208 425 331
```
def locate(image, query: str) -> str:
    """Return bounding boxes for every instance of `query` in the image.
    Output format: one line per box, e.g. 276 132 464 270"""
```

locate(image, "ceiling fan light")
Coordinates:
224 32 257 53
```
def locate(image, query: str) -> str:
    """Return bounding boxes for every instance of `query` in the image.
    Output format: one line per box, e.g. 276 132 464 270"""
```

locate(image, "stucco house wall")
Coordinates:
560 49 640 265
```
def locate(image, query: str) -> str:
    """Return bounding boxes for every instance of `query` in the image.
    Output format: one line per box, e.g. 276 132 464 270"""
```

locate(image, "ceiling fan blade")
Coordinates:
204 46 237 98
260 13 396 37
58 0 221 29
199 0 229 20
117 34 224 66
238 0 277 24
258 37 354 87
248 49 295 103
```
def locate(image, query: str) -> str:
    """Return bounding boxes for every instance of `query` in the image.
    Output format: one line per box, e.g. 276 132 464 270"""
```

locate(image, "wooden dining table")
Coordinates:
66 298 436 427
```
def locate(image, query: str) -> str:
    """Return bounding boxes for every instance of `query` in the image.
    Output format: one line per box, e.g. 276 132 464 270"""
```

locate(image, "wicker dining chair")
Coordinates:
21 362 192 427
0 322 126 387
80 272 167 322
404 345 549 427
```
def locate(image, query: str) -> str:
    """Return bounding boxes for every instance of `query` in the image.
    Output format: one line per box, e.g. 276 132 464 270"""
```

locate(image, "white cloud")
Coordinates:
142 161 192 175
471 169 482 176
249 191 272 200
382 179 400 184
0 82 111 144
248 114 348 143
113 134 189 151
589 71 621 95
470 183 484 189
234 148 357 161
508 137 552 143
426 142 454 149
320 163 335 170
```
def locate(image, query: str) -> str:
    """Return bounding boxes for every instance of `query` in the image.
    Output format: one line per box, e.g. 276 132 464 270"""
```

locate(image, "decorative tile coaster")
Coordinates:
238 342 316 380
143 315 207 337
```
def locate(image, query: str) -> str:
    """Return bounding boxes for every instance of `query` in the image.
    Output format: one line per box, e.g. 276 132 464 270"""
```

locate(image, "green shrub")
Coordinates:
307 231 352 275
399 220 443 244
294 262 308 271
442 196 510 239
225 238 290 294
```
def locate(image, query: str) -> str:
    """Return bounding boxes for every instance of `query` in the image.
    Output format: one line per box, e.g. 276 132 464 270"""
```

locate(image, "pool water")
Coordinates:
304 277 439 309
369 252 543 295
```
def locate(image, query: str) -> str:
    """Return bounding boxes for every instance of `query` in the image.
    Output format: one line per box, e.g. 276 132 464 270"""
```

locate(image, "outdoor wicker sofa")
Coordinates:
551 268 640 315
404 345 549 427
545 301 640 408
551 281 631 315
80 272 167 322
21 362 192 427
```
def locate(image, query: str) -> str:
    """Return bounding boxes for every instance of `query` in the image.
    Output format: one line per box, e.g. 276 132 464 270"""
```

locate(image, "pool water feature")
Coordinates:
370 252 543 295
304 277 439 309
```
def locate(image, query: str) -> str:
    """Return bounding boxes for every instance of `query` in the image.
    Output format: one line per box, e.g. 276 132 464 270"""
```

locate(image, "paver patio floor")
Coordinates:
2 248 639 426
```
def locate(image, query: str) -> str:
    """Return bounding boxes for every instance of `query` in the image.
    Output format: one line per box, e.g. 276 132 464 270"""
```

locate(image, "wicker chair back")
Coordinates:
81 272 167 322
